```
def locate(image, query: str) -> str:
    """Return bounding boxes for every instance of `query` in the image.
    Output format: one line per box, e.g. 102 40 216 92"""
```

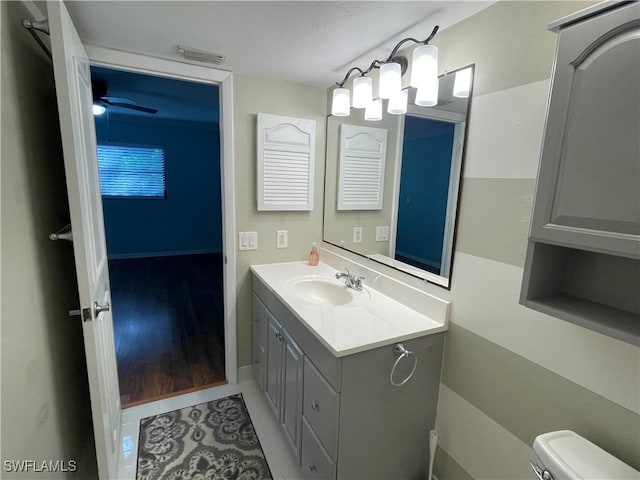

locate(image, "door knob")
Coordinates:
93 301 110 317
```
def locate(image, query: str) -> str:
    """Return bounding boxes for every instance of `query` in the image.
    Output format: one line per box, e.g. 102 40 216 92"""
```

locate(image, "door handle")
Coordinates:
93 301 110 318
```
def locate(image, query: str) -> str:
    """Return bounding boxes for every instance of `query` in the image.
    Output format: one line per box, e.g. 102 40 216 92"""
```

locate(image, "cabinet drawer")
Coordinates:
303 357 340 460
301 417 336 480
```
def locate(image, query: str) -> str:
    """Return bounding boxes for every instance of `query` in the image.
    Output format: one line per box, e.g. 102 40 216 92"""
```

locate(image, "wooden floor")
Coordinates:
109 253 226 407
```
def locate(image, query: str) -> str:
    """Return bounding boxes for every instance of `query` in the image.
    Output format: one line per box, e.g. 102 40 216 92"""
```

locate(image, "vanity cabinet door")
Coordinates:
530 2 639 258
265 310 283 418
281 329 304 463
252 294 267 391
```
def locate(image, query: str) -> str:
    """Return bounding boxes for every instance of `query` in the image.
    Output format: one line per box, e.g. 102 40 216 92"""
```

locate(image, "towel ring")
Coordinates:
390 343 418 387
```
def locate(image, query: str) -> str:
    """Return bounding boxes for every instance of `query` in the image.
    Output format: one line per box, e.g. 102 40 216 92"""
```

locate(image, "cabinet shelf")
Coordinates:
521 241 640 346
525 294 639 346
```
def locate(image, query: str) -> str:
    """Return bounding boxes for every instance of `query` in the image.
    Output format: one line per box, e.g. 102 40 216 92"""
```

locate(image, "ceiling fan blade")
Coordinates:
102 96 138 104
106 101 158 114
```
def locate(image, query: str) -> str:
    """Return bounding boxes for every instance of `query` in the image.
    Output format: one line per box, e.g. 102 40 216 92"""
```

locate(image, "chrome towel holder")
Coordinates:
390 343 418 387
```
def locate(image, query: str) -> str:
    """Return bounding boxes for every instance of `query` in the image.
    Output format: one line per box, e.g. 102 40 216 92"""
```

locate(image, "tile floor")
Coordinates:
117 377 303 480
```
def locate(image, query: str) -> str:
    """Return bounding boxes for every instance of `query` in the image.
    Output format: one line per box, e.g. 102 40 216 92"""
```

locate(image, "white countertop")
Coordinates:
251 261 448 357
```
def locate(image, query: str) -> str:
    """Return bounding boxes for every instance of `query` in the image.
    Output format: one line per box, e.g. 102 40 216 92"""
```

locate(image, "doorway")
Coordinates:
91 65 226 406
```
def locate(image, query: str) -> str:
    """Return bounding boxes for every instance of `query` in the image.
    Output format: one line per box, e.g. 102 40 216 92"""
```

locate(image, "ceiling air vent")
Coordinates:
177 45 226 65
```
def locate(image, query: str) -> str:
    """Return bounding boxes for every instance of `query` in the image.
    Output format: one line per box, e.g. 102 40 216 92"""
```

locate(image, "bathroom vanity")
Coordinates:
251 262 448 479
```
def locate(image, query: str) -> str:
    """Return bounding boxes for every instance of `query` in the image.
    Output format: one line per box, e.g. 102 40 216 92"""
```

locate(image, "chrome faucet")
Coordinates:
335 268 364 291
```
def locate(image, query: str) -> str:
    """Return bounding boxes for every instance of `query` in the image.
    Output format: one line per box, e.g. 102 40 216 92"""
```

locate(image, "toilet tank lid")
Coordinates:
533 431 639 480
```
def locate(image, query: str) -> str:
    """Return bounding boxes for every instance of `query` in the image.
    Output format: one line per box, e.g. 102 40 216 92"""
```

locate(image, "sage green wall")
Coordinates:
423 2 640 479
234 74 327 367
1 2 92 477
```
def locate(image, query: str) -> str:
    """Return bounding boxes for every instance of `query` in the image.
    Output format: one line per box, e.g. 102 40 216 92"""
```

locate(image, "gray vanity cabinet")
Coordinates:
252 274 446 479
265 310 283 416
521 2 640 346
253 293 305 461
252 294 267 391
529 1 639 257
281 329 304 459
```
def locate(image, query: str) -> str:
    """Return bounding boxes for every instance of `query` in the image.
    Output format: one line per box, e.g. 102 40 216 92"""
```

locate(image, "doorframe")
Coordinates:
85 45 238 384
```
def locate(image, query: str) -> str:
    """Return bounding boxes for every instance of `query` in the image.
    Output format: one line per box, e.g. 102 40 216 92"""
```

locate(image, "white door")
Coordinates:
48 2 121 478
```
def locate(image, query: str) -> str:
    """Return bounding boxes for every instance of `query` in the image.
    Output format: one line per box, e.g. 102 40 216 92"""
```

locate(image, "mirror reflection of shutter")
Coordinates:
338 124 388 210
257 113 316 211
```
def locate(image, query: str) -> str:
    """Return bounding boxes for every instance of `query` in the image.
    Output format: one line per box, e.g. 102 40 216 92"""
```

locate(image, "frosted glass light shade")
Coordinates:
352 76 373 108
364 99 383 121
93 104 106 115
410 44 438 88
453 67 472 98
387 89 408 115
379 62 401 99
415 79 439 107
331 87 351 116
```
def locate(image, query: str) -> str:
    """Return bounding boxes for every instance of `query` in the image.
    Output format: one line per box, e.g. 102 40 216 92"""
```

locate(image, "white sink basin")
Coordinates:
289 278 354 306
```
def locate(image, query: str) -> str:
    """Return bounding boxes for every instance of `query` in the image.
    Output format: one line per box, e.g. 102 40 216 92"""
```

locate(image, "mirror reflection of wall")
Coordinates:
323 65 474 288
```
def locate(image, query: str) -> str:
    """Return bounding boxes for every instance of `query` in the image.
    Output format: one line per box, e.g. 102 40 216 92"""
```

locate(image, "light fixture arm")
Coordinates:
383 25 439 63
336 60 383 87
335 25 439 87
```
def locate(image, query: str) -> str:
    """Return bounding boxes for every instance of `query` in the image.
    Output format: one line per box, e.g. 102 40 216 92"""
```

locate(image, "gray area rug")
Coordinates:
136 393 272 480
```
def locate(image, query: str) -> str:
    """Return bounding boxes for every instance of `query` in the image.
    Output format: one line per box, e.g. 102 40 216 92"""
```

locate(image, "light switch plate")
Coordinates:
239 231 258 250
376 226 390 242
276 230 288 248
353 226 363 244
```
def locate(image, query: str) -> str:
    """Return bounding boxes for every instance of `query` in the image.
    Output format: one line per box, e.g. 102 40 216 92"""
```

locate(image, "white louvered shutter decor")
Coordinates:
257 113 316 211
338 124 388 210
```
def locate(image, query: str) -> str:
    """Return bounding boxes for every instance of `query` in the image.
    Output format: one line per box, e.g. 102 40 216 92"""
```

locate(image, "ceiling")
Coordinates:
66 1 494 88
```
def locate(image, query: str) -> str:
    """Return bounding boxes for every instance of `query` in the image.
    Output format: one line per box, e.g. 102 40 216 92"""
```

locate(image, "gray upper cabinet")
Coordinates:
530 1 640 259
522 2 640 346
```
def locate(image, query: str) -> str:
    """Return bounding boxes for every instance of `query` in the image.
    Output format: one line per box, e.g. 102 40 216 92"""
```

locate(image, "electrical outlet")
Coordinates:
353 226 363 244
376 225 389 242
239 231 258 251
276 230 288 248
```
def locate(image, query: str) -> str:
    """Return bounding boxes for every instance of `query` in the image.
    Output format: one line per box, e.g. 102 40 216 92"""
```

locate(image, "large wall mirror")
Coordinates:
323 65 474 288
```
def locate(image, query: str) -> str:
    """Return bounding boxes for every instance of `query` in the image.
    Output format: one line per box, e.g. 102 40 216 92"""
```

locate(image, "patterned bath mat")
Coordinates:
136 393 272 480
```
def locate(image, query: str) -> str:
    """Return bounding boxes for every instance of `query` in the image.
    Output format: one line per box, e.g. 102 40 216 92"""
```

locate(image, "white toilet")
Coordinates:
531 430 640 480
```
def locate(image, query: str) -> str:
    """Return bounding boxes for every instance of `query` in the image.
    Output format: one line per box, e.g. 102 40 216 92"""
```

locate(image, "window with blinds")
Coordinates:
96 144 166 198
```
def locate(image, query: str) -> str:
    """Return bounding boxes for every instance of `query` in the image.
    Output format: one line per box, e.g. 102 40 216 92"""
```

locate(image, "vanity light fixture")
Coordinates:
387 89 408 114
410 44 438 88
364 99 383 121
453 67 472 98
352 76 373 108
331 87 351 116
415 79 439 107
379 62 402 100
331 25 439 119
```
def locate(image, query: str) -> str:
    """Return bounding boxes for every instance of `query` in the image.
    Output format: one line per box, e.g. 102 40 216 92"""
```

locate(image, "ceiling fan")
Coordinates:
91 78 158 115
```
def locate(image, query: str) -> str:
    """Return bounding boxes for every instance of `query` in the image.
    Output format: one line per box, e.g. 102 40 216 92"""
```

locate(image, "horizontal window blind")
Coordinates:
97 145 166 198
